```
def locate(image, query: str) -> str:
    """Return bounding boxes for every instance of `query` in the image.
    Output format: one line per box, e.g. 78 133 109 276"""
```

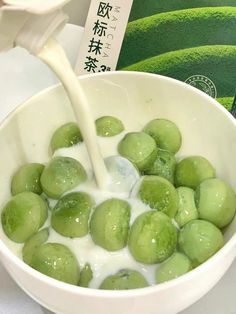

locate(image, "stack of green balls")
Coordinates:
1 116 235 290
118 117 235 284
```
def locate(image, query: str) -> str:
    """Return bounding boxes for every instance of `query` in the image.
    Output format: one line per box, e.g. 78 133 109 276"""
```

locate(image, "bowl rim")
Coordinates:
0 70 235 298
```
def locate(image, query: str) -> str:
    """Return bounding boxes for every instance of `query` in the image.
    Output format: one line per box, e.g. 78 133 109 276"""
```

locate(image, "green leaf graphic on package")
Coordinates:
129 0 236 21
217 97 234 111
118 5 236 110
119 7 236 67
124 46 236 100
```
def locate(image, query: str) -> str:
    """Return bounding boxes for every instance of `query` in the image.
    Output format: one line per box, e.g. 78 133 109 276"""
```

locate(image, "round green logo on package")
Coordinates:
185 75 217 98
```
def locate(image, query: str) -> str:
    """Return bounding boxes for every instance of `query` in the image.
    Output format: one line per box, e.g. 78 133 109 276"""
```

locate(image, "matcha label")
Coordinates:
75 0 133 75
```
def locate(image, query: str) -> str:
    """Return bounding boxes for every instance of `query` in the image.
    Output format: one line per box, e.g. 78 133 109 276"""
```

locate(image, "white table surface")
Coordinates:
0 23 235 314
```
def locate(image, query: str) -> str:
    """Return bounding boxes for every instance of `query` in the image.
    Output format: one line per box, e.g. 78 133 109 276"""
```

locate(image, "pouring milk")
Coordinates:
0 0 139 193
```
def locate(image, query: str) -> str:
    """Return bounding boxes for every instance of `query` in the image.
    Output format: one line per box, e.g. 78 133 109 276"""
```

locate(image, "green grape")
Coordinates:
175 156 215 189
128 211 177 264
195 178 236 228
31 243 80 285
51 192 95 238
178 220 224 267
118 132 157 172
99 269 148 290
156 252 192 284
95 116 124 137
23 228 49 265
40 157 87 199
50 122 82 152
138 176 178 218
143 119 182 153
90 198 131 251
145 149 176 184
79 263 93 287
1 192 48 243
11 163 45 196
175 187 199 227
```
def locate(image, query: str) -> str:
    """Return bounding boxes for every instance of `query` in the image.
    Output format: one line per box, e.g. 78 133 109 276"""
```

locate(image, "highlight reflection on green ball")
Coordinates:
31 243 80 285
50 122 83 152
79 263 93 288
156 252 192 284
118 132 157 172
143 119 182 154
40 157 87 199
145 149 176 184
100 269 148 290
195 178 236 228
175 187 198 227
128 211 177 264
178 220 224 267
175 156 215 189
1 192 48 243
23 228 49 265
137 176 178 218
96 116 124 137
51 192 95 238
90 198 131 251
11 163 45 196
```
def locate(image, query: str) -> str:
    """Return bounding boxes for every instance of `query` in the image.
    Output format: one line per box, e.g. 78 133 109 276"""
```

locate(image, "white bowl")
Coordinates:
0 71 235 314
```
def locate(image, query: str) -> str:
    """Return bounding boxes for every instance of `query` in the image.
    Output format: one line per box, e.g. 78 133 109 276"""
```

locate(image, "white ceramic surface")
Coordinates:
0 71 235 314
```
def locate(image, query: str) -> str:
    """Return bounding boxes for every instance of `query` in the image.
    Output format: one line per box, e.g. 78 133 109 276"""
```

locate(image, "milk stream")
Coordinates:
38 39 109 190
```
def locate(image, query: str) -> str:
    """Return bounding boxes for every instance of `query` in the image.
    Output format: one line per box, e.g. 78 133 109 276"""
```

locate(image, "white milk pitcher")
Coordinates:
0 0 71 54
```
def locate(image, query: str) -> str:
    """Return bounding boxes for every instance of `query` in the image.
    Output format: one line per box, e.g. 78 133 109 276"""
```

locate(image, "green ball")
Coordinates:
118 132 157 172
90 198 131 251
95 116 124 137
51 192 95 238
128 211 177 264
11 163 45 196
79 263 93 288
143 119 182 153
156 252 192 284
175 156 215 189
178 220 224 267
50 122 82 152
99 269 148 290
40 157 87 199
175 187 199 227
144 149 176 184
195 178 236 228
23 228 49 265
138 176 178 218
1 192 48 243
31 243 80 285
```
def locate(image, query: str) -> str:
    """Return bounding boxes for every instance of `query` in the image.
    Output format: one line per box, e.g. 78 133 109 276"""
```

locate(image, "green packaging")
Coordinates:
77 0 236 115
118 0 236 113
